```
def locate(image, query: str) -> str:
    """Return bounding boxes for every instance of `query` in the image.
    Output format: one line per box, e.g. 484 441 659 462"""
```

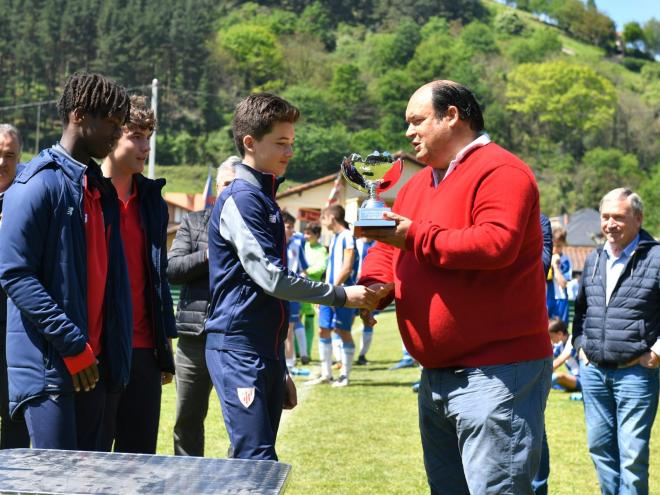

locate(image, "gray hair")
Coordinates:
0 124 22 151
600 188 644 217
216 155 241 185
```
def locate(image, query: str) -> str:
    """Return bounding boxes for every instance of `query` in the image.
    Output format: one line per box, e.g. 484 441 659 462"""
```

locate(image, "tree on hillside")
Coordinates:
506 60 616 159
622 22 647 53
574 147 644 210
214 23 284 91
506 27 561 63
643 18 660 57
639 164 660 238
373 0 489 26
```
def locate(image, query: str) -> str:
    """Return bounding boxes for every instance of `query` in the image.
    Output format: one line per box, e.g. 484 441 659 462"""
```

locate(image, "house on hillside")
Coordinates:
276 152 426 230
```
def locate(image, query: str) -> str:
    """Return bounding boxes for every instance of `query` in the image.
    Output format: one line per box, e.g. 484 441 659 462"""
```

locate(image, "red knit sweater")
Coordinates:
360 143 551 368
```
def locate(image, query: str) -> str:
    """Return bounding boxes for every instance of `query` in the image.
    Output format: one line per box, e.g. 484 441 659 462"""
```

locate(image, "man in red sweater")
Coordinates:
359 80 552 494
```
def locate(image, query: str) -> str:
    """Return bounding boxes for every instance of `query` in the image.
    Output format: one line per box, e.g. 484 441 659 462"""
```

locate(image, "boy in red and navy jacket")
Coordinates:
100 95 176 454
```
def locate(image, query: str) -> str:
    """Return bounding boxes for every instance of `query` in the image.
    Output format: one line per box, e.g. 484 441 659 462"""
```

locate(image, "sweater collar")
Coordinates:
432 133 491 186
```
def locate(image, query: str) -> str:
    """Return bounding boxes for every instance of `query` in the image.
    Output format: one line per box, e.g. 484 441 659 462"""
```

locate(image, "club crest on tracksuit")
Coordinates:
237 387 255 408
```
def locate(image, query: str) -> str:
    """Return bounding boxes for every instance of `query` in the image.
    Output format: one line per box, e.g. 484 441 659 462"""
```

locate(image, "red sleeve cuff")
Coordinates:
63 344 96 375
405 221 417 251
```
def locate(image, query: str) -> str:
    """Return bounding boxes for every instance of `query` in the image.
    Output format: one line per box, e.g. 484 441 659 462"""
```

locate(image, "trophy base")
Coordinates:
354 218 396 228
354 205 395 229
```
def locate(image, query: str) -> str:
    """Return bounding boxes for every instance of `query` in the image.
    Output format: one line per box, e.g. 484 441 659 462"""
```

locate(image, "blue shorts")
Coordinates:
547 298 569 324
319 305 356 331
289 302 300 324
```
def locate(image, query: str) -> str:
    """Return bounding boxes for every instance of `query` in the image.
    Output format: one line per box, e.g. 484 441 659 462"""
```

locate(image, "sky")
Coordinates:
595 0 659 29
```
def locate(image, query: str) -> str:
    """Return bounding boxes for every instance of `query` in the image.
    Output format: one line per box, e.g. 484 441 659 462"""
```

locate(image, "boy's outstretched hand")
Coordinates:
344 283 394 310
283 374 297 410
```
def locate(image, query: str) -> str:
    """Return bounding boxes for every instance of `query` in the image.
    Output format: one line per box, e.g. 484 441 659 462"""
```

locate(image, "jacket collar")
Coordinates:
134 172 166 196
598 229 658 256
636 229 658 248
235 163 284 198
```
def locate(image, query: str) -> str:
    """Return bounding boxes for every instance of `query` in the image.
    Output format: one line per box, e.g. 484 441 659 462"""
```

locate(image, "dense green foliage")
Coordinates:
1 0 659 233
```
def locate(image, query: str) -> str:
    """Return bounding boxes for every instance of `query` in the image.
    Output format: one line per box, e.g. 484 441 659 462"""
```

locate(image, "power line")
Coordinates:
0 85 151 112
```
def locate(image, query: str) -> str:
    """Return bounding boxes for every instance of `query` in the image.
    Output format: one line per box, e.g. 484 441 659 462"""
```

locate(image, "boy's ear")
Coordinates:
70 107 86 125
243 135 255 154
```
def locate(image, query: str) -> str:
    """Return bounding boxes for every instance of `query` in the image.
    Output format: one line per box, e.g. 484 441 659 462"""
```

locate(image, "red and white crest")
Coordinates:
237 387 255 408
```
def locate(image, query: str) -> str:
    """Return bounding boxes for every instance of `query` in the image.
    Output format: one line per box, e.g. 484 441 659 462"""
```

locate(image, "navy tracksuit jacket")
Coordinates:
206 163 346 460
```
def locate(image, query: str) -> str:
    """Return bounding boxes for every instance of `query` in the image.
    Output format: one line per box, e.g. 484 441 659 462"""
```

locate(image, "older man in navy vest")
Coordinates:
573 188 660 495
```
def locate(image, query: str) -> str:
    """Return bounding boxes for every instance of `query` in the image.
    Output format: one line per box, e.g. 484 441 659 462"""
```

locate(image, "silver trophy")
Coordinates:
340 151 403 228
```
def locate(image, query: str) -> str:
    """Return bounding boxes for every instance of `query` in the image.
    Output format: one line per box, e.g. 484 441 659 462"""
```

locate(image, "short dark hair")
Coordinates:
282 211 296 225
430 82 484 133
232 93 300 156
57 72 130 125
304 221 322 237
323 204 349 228
548 317 567 334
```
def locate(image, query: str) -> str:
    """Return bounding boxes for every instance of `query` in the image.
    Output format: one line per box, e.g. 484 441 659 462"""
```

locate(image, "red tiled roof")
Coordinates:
564 245 596 274
276 173 337 199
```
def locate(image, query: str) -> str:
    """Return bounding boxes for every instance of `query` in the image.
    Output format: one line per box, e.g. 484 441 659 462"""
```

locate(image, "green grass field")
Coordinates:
156 310 659 494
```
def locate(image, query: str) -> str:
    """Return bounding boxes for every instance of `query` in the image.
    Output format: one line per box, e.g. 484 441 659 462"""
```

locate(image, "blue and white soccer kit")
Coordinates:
319 230 358 331
287 232 308 324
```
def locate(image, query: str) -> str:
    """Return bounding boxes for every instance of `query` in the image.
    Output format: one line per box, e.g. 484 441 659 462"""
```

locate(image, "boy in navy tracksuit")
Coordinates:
206 93 383 460
0 73 133 450
100 95 177 454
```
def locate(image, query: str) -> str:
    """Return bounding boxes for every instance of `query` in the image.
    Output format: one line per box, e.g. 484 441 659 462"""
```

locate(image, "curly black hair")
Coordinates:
57 72 130 125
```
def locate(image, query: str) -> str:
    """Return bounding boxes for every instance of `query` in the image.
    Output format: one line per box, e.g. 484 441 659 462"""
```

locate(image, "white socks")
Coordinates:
319 338 333 379
360 327 373 357
294 324 308 358
342 341 355 379
332 332 343 362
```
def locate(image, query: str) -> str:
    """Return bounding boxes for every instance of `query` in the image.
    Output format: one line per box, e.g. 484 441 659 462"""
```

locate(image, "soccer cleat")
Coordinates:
300 355 310 365
411 380 420 393
332 375 349 388
306 375 333 385
290 367 310 377
355 355 368 366
389 357 415 370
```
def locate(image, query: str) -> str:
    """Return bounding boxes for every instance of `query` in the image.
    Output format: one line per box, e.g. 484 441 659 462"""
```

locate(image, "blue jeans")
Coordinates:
418 358 552 495
580 363 659 495
532 430 549 495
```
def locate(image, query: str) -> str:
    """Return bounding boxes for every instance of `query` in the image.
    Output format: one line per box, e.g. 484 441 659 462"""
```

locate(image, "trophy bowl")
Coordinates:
340 151 403 229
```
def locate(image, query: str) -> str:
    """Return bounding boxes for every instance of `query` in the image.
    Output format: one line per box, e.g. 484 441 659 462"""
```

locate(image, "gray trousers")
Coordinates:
173 334 214 456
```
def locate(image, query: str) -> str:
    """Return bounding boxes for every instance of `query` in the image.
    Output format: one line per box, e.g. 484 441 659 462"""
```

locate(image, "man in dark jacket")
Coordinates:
167 155 239 457
0 124 30 449
573 187 660 495
0 73 133 450
100 95 177 454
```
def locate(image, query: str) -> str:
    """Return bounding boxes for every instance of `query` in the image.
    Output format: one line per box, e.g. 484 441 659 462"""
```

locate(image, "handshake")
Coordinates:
343 282 394 312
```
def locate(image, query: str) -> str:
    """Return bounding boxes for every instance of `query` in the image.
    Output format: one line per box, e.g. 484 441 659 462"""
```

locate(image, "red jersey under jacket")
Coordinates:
360 142 551 368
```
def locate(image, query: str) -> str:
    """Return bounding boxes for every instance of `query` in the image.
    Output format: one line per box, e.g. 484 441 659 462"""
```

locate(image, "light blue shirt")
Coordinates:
604 234 640 305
